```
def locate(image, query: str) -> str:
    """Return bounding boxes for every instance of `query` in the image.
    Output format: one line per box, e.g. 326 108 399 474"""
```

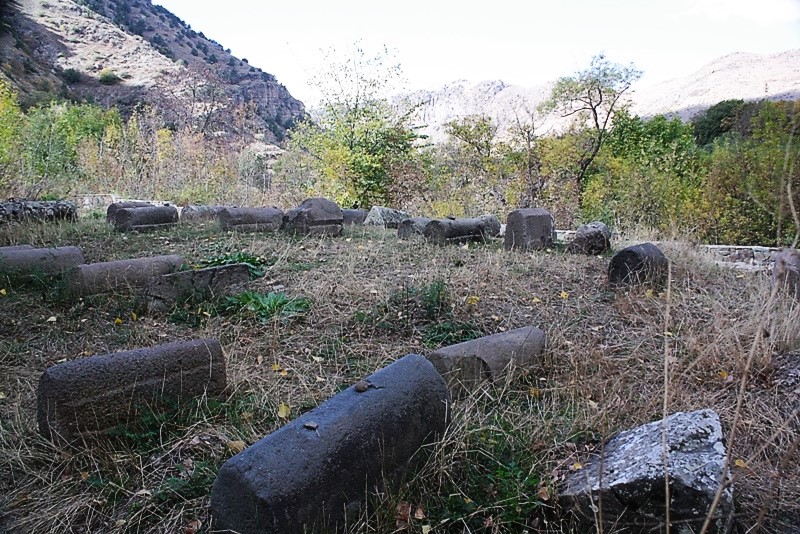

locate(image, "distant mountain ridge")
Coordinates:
404 49 800 142
0 0 304 141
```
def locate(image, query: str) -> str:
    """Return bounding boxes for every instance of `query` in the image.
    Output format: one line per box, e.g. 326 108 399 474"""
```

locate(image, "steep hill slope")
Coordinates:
0 0 304 141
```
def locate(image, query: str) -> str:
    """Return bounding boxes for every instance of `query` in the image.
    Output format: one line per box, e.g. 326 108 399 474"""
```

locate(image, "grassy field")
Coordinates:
1 218 799 533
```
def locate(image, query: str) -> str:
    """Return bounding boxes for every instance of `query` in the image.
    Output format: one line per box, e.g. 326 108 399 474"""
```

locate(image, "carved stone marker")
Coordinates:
110 205 179 232
283 197 343 236
65 255 185 296
423 215 502 245
37 339 227 443
567 221 611 255
504 208 556 251
0 246 85 278
210 354 449 534
218 207 284 232
608 242 668 287
363 206 410 229
562 409 733 532
427 326 546 394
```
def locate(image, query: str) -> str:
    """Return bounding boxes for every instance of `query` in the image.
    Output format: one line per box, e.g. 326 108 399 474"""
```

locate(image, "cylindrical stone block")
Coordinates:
282 197 343 236
504 208 556 251
608 243 668 287
423 215 501 245
210 354 449 534
218 207 284 232
106 201 153 221
65 255 185 296
180 205 229 222
397 217 433 239
37 339 227 443
0 246 85 277
111 205 179 232
342 208 367 226
427 326 546 394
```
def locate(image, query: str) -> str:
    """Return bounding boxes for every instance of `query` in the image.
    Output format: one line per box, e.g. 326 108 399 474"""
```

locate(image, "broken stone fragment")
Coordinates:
397 217 433 239
608 242 668 287
342 208 368 226
37 339 227 443
423 215 501 245
427 326 546 395
210 354 449 534
363 206 410 229
64 255 185 297
282 197 343 236
110 205 179 232
771 248 800 301
561 409 733 533
180 205 230 222
218 207 284 232
567 221 612 255
144 263 251 313
0 199 78 223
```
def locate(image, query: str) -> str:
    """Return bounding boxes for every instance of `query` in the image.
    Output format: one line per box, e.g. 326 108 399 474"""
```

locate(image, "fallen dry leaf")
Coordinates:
227 440 246 453
414 505 426 520
277 403 291 419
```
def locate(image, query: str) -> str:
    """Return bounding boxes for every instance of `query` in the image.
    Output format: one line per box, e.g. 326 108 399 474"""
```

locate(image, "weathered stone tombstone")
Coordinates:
180 205 229 222
504 208 556 251
561 409 733 533
772 248 800 301
105 201 153 221
37 339 227 443
342 208 368 226
210 354 449 534
397 217 433 239
110 205 179 232
0 246 85 278
283 197 344 236
423 215 502 245
363 206 410 229
64 255 185 297
218 207 284 232
0 199 78 223
567 221 612 255
144 263 251 313
608 243 668 287
427 326 546 395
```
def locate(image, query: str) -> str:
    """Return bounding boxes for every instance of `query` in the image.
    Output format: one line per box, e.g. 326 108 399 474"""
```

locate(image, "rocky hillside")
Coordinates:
406 49 800 142
0 0 304 141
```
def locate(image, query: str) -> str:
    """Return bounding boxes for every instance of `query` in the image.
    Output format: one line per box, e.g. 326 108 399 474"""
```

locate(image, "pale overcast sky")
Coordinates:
152 0 800 106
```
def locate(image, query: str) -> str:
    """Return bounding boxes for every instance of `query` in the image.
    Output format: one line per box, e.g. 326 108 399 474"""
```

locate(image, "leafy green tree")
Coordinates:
691 99 744 146
540 54 642 207
277 46 420 208
0 79 22 193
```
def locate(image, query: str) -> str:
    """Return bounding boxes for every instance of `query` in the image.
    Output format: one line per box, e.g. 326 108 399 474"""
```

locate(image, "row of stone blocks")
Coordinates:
105 198 367 235
35 325 733 532
35 327 545 532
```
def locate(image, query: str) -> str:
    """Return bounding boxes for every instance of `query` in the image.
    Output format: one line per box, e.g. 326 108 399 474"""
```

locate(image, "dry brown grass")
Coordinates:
1 220 799 533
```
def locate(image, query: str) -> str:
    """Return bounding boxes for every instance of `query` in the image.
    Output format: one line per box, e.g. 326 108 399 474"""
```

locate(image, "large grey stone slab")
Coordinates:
363 206 410 229
110 205 179 232
504 208 556 251
218 207 284 232
427 326 546 394
283 197 343 236
0 246 85 278
210 354 449 534
423 215 501 245
65 255 185 297
608 243 668 287
37 339 227 443
562 409 733 533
